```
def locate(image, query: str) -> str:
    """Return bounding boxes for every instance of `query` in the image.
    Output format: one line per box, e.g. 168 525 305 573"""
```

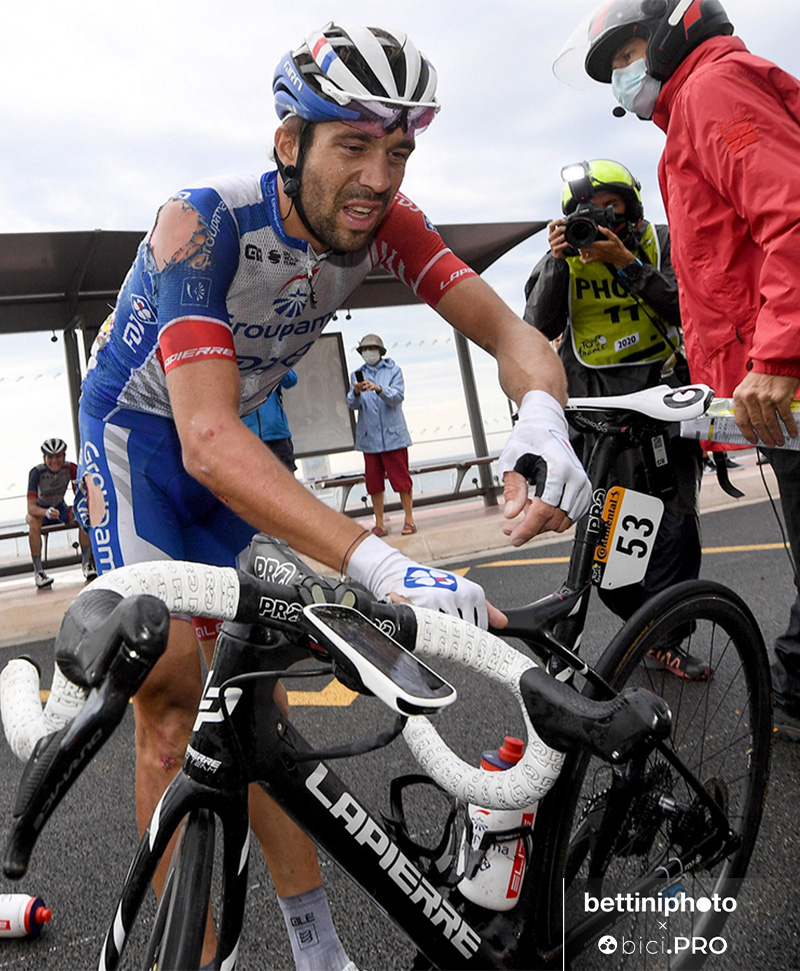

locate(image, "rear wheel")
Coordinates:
551 581 772 969
144 808 215 971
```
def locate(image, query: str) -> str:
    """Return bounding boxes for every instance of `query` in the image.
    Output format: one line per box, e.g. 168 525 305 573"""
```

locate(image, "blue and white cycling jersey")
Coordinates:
80 170 475 422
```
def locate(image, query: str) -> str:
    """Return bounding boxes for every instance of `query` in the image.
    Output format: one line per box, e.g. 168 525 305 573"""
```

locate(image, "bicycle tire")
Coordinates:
145 808 215 971
549 580 772 970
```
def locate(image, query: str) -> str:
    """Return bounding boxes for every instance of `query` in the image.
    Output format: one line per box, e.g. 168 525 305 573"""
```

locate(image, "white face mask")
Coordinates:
361 349 381 366
611 57 662 119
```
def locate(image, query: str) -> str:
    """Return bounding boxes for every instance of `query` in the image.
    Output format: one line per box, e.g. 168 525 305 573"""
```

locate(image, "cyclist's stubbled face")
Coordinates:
288 121 415 253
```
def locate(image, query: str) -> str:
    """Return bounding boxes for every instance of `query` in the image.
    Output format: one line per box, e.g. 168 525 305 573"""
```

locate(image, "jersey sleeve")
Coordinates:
27 466 40 500
154 187 241 374
371 194 477 308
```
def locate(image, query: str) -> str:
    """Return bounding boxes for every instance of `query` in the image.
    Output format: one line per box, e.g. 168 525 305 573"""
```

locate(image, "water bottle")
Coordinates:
681 397 800 450
0 894 52 937
457 736 537 911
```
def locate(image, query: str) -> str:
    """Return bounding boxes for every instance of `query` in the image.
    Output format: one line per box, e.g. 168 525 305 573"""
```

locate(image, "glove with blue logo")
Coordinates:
498 390 592 526
346 534 488 629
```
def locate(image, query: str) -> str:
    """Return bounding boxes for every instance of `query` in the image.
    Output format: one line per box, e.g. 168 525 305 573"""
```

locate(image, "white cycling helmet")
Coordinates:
41 438 67 456
274 23 440 138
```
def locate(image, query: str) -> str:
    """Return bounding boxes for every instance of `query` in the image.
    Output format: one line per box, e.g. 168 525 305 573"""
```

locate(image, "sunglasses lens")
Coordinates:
343 117 393 137
404 105 438 137
341 101 438 138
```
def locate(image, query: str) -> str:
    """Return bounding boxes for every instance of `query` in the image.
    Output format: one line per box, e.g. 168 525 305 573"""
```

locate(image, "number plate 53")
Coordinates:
593 487 663 590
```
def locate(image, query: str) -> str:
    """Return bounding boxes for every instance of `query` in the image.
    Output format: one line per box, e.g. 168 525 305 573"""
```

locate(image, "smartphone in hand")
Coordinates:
355 369 364 383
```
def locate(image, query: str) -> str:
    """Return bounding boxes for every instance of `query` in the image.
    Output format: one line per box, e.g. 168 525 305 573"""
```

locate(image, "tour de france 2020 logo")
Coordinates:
588 891 733 961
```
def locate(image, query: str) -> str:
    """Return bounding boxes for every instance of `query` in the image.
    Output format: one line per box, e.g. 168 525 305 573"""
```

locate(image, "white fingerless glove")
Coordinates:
347 534 488 629
498 390 592 522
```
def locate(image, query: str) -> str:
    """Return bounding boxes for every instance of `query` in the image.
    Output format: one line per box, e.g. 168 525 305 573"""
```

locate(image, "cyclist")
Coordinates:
524 159 706 678
75 22 592 969
562 0 800 736
26 438 96 588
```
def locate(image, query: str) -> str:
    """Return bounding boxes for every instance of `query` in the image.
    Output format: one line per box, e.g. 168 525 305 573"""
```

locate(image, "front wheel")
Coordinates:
551 580 772 970
144 808 215 971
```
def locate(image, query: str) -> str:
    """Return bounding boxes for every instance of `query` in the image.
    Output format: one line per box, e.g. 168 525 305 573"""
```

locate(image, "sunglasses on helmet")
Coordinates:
317 79 440 138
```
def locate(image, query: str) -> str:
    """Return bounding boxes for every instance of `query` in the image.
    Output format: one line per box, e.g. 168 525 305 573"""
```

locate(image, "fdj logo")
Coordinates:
403 567 458 591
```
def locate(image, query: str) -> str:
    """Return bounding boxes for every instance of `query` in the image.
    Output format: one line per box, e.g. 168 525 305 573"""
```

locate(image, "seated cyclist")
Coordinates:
75 22 592 970
26 438 96 589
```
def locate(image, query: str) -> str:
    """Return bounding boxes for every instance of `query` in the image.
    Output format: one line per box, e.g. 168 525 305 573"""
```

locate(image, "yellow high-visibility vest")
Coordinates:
566 224 679 369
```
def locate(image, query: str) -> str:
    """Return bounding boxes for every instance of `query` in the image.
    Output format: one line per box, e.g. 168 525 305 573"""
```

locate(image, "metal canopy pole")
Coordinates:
62 318 83 452
453 332 498 507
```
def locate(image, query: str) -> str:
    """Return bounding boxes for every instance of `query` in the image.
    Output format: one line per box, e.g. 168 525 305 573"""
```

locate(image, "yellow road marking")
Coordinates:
288 681 358 707
40 681 360 708
476 541 789 569
35 544 785 712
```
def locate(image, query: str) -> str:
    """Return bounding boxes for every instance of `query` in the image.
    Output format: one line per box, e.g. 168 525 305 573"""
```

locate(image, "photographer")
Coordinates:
524 159 705 679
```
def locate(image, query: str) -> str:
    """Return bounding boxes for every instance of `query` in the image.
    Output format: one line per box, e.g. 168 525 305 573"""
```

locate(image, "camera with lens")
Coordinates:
563 202 618 254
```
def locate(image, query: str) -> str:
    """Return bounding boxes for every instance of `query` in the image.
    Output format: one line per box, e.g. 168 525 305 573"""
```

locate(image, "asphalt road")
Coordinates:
0 498 797 970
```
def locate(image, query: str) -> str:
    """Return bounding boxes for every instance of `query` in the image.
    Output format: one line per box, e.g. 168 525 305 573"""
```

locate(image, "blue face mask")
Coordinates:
611 58 662 119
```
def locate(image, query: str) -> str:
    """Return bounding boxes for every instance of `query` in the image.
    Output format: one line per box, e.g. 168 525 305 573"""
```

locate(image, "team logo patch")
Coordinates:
403 567 458 591
273 282 309 318
130 294 156 324
182 278 212 307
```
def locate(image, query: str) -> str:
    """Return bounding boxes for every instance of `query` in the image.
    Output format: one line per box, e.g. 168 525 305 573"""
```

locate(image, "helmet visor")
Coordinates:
554 0 649 87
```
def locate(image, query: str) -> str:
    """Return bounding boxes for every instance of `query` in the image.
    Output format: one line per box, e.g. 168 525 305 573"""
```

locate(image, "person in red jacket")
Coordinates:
561 0 800 738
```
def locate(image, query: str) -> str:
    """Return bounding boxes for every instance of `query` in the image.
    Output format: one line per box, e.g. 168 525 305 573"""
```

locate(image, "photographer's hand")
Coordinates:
548 220 571 261
578 226 634 268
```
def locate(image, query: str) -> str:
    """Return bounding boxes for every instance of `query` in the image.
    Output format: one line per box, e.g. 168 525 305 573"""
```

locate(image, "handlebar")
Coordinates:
2 552 670 877
3 594 170 878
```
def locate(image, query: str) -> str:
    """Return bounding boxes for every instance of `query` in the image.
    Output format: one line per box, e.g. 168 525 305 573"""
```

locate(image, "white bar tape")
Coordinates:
0 562 241 762
0 659 88 761
81 561 241 620
402 608 565 811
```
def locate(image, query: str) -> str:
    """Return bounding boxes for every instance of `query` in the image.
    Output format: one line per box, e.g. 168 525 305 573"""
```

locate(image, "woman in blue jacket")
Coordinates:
347 335 416 536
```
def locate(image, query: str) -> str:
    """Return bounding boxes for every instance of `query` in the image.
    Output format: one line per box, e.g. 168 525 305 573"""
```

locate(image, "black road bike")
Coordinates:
1 384 772 970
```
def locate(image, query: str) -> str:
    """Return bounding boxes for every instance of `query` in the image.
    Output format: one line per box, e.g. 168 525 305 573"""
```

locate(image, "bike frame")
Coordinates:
101 411 723 971
101 618 567 970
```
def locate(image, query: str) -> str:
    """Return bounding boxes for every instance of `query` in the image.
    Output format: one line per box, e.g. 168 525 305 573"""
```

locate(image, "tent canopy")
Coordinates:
0 221 547 453
0 221 546 335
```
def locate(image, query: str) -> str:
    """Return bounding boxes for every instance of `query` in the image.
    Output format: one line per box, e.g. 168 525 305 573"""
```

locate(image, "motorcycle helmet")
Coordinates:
584 0 733 84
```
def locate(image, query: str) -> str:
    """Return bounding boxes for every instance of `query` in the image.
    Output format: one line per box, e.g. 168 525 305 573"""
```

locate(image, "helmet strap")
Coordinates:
275 123 341 250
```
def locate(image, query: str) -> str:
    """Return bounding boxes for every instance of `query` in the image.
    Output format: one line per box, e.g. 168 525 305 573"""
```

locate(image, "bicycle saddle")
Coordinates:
566 383 713 423
519 666 671 764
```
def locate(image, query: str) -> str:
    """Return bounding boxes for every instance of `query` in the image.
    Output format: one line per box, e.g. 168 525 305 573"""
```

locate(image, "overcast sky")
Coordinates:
1 0 796 509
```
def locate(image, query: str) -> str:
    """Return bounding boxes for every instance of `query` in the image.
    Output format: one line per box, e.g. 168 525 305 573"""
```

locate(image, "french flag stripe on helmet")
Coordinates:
311 34 338 73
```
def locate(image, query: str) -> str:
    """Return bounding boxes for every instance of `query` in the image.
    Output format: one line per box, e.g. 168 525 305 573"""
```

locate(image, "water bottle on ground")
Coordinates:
0 893 52 937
